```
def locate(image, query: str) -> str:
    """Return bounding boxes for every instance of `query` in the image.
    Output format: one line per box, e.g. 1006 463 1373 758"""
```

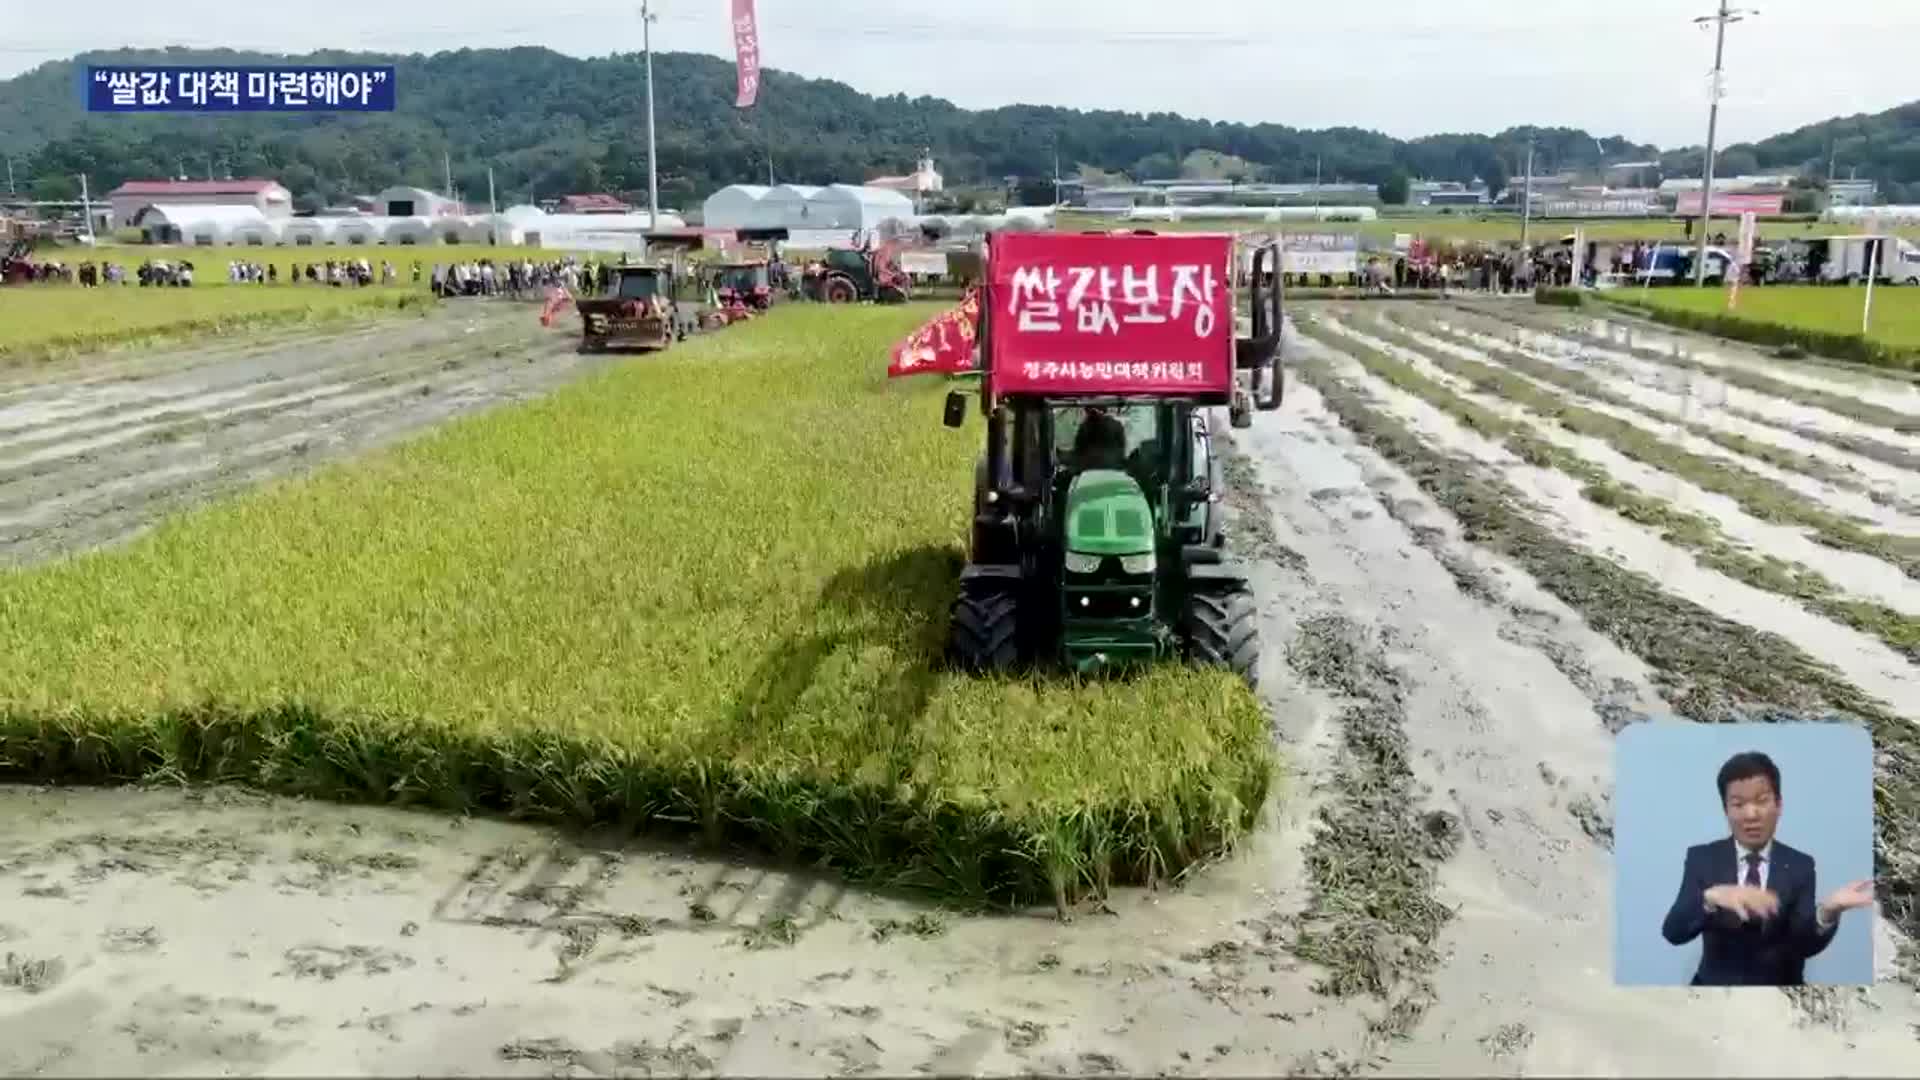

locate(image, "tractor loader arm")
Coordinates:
1234 242 1284 413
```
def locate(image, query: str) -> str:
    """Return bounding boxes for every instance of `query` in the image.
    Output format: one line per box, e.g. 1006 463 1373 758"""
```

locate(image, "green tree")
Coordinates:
1378 170 1411 205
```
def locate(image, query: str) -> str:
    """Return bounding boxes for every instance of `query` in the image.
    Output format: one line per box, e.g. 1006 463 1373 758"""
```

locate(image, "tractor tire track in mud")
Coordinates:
0 304 607 567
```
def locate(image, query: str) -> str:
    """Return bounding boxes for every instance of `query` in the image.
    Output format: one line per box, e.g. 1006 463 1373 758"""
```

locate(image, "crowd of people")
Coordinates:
7 252 613 298
430 257 607 299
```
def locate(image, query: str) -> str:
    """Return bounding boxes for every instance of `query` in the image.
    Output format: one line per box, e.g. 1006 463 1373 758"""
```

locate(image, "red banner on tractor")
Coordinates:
988 232 1234 397
887 287 981 377
731 0 761 109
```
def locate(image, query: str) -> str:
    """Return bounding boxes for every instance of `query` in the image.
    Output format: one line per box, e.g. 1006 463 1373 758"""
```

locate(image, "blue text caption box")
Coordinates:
86 66 396 112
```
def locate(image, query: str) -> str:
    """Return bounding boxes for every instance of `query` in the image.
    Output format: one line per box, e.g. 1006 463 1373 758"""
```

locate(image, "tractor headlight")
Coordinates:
1063 551 1101 574
1119 552 1156 575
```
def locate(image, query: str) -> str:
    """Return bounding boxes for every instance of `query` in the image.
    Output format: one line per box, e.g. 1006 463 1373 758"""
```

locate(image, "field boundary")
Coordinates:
1591 293 1920 374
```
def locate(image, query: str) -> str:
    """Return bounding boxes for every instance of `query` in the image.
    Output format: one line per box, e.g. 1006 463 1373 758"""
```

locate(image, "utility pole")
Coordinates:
79 173 95 245
444 150 453 200
1692 1 1753 286
1520 140 1535 250
4 157 13 195
1312 155 1321 216
1051 144 1061 207
641 0 661 223
487 167 497 215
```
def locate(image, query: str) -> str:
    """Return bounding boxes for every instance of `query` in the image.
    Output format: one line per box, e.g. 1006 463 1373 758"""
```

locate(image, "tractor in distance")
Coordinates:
574 262 685 352
940 230 1283 687
803 238 912 304
710 259 774 321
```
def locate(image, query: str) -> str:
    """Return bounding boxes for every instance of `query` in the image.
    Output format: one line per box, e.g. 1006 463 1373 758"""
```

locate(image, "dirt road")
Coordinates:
0 304 607 567
4 300 1919 1076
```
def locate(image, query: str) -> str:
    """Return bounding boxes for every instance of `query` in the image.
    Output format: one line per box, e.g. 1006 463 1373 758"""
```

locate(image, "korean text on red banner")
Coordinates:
731 0 761 108
988 232 1233 396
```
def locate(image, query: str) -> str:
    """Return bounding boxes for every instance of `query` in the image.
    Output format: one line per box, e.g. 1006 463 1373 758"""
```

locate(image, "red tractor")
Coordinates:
711 260 774 322
802 238 911 304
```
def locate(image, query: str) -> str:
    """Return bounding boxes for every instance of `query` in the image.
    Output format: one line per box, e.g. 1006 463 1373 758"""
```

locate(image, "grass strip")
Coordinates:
1392 310 1882 496
1297 317 1920 660
1287 346 1920 969
1327 314 1920 579
1600 292 1920 374
1468 302 1920 433
0 304 1274 909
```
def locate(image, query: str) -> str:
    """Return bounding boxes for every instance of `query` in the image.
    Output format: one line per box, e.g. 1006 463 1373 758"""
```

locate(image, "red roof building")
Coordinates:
556 193 632 214
106 177 293 230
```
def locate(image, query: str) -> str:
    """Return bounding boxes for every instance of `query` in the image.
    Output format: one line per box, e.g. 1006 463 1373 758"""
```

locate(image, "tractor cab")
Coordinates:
712 261 773 311
574 263 683 352
804 242 912 304
939 230 1282 685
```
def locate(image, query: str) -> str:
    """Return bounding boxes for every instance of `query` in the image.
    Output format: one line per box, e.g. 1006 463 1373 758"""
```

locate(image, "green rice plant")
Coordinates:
0 304 1274 908
0 286 432 365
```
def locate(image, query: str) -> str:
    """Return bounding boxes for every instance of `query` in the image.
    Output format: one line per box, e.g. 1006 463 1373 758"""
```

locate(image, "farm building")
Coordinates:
804 185 916 231
131 204 279 245
702 184 772 230
374 185 464 219
382 217 436 245
329 217 387 246
866 153 944 198
555 194 632 214
280 218 337 246
758 184 821 228
108 178 293 231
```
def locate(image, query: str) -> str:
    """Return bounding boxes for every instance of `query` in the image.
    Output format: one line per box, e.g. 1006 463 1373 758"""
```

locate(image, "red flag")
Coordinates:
731 0 761 109
888 287 982 378
539 285 573 327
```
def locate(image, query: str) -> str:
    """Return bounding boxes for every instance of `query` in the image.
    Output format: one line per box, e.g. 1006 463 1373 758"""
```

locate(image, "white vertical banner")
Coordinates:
1571 228 1586 286
1728 211 1757 309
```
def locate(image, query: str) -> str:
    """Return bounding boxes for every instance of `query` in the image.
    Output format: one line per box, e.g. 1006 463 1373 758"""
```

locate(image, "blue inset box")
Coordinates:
85 66 396 112
1614 720 1876 987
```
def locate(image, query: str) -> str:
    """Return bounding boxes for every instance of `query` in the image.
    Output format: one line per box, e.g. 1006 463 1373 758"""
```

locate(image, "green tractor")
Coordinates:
940 232 1284 687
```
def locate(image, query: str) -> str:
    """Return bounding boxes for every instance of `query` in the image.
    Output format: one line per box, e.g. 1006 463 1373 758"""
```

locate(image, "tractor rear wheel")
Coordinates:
949 588 1020 673
1183 582 1259 688
824 276 858 304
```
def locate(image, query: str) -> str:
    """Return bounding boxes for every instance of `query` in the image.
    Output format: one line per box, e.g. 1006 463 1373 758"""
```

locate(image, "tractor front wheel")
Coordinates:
1183 582 1260 689
823 276 858 304
949 588 1020 673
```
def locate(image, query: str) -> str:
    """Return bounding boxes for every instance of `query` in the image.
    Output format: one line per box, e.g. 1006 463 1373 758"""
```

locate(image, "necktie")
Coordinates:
1744 852 1762 888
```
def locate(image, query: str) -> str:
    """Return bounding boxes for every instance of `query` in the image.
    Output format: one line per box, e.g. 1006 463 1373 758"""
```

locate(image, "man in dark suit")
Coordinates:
1662 751 1875 986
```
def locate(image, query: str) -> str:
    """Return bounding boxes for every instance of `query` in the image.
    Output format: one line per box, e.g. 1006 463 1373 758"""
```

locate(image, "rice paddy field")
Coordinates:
6 283 1920 1074
0 245 598 363
0 303 1271 908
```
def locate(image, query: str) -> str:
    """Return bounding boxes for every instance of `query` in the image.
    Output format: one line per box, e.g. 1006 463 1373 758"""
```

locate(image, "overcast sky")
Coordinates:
1 0 1914 147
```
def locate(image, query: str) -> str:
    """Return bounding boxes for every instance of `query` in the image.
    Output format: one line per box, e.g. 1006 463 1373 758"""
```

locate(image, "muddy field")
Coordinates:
4 298 1920 1076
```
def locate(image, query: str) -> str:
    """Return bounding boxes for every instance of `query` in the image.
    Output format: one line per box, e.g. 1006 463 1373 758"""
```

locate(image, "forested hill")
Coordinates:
1 46 1914 210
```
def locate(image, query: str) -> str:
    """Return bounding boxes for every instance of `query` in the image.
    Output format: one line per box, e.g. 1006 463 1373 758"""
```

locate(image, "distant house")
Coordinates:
107 178 292 231
867 152 944 198
556 193 632 214
373 185 464 218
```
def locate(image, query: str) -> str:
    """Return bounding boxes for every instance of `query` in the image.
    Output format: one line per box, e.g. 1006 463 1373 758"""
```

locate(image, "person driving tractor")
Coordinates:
1071 409 1129 472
